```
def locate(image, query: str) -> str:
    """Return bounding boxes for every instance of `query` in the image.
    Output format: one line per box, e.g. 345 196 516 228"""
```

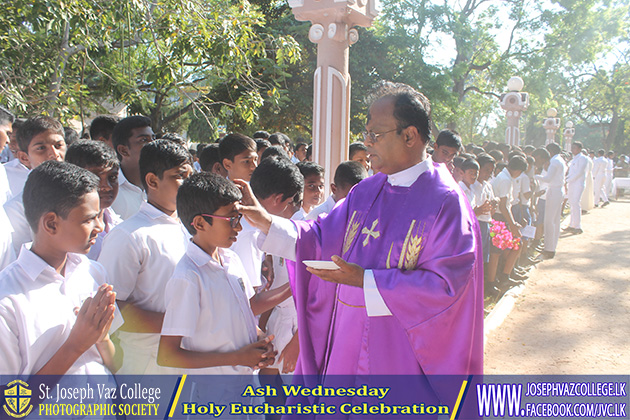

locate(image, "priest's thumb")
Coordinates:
331 255 346 269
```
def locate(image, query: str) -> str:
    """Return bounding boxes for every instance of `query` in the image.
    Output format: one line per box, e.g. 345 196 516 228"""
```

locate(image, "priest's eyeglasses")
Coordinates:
196 213 243 228
362 128 398 143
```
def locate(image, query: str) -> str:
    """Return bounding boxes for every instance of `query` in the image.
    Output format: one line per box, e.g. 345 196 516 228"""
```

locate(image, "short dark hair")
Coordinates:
0 105 15 126
532 147 551 162
89 116 119 141
597 149 605 156
65 140 119 171
139 139 192 190
17 116 64 153
64 127 79 146
461 158 480 172
452 155 466 170
297 161 324 179
546 142 562 156
295 142 307 152
255 138 271 152
198 143 221 172
368 81 432 143
306 145 313 161
334 161 367 188
476 153 496 169
23 160 99 232
572 141 583 150
260 145 289 161
349 142 367 159
507 155 528 172
488 149 504 163
177 172 242 235
268 132 290 146
219 133 256 162
112 115 152 159
159 132 186 146
253 130 270 140
251 156 304 201
436 129 462 149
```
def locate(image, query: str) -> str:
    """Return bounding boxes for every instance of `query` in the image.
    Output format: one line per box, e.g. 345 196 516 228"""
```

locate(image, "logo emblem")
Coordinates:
3 380 33 418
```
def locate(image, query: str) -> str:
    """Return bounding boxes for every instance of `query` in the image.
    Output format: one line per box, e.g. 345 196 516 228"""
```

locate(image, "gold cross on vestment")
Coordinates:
361 219 380 247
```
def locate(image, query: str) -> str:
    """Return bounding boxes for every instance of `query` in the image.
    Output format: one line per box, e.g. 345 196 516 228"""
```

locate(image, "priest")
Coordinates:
238 81 483 378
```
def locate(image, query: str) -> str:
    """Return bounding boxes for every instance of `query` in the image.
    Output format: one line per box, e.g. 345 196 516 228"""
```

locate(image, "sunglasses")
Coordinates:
195 213 243 228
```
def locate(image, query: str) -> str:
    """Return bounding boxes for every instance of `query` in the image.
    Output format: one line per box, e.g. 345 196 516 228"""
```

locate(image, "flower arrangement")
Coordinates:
490 220 521 250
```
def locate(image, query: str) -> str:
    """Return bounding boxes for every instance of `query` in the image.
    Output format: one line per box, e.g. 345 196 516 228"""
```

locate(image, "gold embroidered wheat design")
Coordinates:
404 235 423 270
343 211 360 255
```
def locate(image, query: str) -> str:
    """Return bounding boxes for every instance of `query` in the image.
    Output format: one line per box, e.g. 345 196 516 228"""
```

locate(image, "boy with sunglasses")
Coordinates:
98 139 193 374
158 173 276 406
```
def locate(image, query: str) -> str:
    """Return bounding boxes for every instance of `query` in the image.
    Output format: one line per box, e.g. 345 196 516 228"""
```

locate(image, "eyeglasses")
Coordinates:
361 128 399 143
195 213 243 228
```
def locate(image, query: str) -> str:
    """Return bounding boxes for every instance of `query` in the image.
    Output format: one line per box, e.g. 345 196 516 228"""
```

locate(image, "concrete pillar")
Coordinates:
289 0 378 192
500 76 529 147
543 108 561 145
563 121 575 152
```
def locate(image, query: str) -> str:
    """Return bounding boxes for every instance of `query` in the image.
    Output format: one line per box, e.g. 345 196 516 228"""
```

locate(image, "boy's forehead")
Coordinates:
29 130 65 145
235 149 257 159
85 164 118 175
305 174 324 183
216 201 239 213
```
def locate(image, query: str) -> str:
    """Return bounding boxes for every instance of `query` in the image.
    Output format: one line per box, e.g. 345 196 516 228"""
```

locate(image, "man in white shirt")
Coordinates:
592 149 609 207
110 116 154 219
534 143 567 258
565 142 589 233
605 151 615 199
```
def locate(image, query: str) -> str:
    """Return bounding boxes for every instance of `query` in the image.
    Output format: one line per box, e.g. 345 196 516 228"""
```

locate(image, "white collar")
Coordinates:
386 157 432 187
118 167 143 192
17 245 82 282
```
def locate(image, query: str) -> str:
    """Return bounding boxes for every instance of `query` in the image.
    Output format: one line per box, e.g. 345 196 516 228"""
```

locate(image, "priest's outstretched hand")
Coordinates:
306 255 365 288
233 179 272 234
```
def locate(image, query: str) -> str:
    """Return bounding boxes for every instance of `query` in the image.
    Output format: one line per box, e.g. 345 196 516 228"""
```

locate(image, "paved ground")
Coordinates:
484 196 630 374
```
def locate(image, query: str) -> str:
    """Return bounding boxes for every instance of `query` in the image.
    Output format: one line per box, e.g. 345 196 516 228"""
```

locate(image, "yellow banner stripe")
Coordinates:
450 379 468 420
168 374 187 418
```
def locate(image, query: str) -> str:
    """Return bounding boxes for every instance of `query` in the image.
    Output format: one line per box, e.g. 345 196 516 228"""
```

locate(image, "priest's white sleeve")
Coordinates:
259 215 298 261
363 270 393 317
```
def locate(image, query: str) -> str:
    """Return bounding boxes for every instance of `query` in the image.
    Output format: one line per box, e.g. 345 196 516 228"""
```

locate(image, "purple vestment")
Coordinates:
288 162 483 377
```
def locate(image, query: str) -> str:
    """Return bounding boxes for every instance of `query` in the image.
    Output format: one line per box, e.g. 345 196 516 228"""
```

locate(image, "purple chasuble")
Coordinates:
287 162 483 377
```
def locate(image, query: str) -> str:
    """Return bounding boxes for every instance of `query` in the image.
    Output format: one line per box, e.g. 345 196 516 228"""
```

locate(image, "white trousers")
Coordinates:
567 181 585 229
544 187 563 252
606 173 613 196
594 174 608 204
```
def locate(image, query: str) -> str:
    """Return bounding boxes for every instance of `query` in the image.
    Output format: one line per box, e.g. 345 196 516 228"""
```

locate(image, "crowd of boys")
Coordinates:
0 98 623 397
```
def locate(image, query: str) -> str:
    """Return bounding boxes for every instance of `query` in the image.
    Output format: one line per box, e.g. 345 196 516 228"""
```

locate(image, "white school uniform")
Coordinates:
98 202 190 374
86 207 123 261
580 155 594 211
306 195 336 221
110 168 146 220
535 155 566 252
3 159 29 199
458 181 476 206
472 180 494 223
593 156 608 204
265 255 298 372
229 217 264 291
0 164 11 206
491 168 514 211
4 192 32 255
162 243 261 418
566 153 589 229
0 246 122 375
0 207 15 270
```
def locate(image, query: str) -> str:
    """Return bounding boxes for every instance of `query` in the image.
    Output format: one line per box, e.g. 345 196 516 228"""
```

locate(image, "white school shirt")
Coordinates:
458 181 475 205
0 164 10 206
517 172 532 206
566 153 588 186
3 159 29 199
535 155 566 190
161 242 257 375
472 180 494 223
4 192 32 255
605 158 614 176
261 159 433 318
229 217 264 291
491 168 514 211
592 156 607 179
110 168 146 220
306 194 336 221
98 202 190 373
0 206 15 270
510 172 522 206
0 246 122 375
86 207 123 261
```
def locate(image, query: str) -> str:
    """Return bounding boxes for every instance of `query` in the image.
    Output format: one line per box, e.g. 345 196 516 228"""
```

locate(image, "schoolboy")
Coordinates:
158 173 276 410
349 141 370 173
473 154 497 265
65 140 123 260
0 160 120 375
219 133 258 182
295 161 325 218
0 106 14 203
198 143 228 177
432 129 461 166
458 158 480 204
89 115 119 149
4 116 67 255
158 172 276 373
307 160 367 221
98 139 193 374
110 115 155 219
